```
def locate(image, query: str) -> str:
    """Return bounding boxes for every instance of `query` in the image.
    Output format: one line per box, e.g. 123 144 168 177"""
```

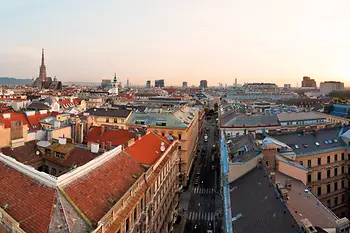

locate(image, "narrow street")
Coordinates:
181 115 222 233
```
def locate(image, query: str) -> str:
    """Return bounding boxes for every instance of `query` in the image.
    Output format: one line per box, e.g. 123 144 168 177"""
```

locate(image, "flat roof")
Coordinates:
277 112 325 122
222 114 279 127
229 167 299 233
275 172 337 229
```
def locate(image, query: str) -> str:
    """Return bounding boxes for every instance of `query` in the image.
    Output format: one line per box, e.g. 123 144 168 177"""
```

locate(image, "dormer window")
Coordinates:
156 121 167 126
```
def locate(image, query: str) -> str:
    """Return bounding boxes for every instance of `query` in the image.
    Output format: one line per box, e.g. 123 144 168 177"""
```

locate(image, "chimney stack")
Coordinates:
100 142 105 150
136 134 141 140
336 218 350 233
285 179 292 190
100 125 105 136
280 188 288 201
106 141 112 151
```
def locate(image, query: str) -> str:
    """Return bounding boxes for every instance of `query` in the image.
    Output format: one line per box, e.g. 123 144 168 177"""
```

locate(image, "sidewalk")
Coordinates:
173 188 191 233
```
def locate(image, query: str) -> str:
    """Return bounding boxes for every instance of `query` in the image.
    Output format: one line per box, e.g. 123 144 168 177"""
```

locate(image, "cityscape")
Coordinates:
1 1 350 233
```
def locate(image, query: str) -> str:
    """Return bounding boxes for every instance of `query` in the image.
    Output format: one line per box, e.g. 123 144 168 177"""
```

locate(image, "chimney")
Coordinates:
280 188 288 201
270 172 276 184
285 179 292 190
136 134 141 140
106 141 112 151
58 137 67 145
100 125 105 136
301 219 317 233
91 142 99 153
100 142 105 150
127 138 135 148
336 218 350 233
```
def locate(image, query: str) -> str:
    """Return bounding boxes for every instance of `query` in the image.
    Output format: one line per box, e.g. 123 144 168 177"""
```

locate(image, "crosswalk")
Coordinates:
193 187 215 194
188 212 215 221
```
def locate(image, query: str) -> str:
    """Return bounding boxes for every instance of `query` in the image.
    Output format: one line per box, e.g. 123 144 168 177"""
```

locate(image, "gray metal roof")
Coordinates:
277 112 325 122
272 126 350 155
86 108 131 118
222 114 279 127
229 167 299 233
126 112 188 129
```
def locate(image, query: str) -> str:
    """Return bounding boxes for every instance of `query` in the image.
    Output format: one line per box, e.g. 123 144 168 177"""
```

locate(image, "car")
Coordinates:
207 221 213 233
212 165 215 170
194 180 199 186
204 135 208 142
196 170 200 176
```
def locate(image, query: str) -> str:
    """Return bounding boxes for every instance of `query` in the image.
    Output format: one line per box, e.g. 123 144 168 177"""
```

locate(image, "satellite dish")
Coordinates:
36 151 40 155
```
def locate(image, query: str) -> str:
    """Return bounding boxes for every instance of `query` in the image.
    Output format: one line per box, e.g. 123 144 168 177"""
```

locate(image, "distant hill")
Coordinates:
0 77 32 85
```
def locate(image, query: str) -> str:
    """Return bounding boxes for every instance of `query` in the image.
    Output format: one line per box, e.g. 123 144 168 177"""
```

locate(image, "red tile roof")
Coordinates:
0 112 29 128
125 132 171 165
84 127 136 147
0 161 56 233
58 98 72 107
26 111 50 130
64 152 146 226
1 141 43 165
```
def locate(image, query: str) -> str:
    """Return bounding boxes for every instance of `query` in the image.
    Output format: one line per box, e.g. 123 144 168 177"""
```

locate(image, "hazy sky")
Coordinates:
1 0 350 86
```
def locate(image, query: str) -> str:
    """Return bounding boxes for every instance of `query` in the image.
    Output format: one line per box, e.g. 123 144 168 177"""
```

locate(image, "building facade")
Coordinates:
243 83 280 94
200 80 207 89
302 76 317 88
155 79 165 88
320 81 344 96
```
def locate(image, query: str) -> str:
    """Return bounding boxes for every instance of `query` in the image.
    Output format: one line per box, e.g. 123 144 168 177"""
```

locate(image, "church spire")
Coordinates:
41 48 45 65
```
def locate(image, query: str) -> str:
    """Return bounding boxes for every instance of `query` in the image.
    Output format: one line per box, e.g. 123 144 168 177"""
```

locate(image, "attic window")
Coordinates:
156 121 167 126
328 140 333 144
135 120 145 125
334 139 338 143
303 144 308 148
295 145 299 149
315 142 320 146
324 140 329 144
132 174 138 179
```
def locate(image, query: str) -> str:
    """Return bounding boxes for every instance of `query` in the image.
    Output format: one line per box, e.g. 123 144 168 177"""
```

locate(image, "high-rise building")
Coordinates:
200 80 207 89
320 81 344 96
284 84 291 89
155 79 164 88
182 81 188 88
235 78 238 86
302 76 317 88
146 80 151 88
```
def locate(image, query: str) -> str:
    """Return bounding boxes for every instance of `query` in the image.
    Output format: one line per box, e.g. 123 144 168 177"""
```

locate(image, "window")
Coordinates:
155 121 167 126
178 134 182 140
327 199 331 207
327 169 331 178
334 182 338 191
342 166 345 174
318 158 321 165
348 153 350 160
327 156 330 163
135 120 145 125
114 118 118 123
327 184 331 193
342 153 345 160
317 187 322 196
300 161 303 166
106 118 109 123
162 132 165 136
178 146 182 150
335 154 338 161
51 168 57 176
342 194 345 203
334 167 338 176
307 174 312 183
342 180 345 189
308 160 311 167
335 196 338 206
134 207 137 222
126 218 130 232
318 172 322 180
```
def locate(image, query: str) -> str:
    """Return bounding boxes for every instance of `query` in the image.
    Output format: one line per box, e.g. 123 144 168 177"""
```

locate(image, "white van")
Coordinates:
204 135 208 142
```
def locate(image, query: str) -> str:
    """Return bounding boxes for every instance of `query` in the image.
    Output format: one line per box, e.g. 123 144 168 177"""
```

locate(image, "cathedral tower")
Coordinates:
39 48 47 82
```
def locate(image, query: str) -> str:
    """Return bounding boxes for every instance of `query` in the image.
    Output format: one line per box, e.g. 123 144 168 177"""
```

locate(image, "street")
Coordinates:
182 115 222 233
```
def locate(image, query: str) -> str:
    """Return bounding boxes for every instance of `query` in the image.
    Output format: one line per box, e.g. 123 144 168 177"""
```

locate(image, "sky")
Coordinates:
1 0 350 87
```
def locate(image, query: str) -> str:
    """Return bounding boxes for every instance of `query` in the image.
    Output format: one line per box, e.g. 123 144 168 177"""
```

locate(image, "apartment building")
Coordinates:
86 108 132 129
126 105 199 186
0 132 180 233
263 126 350 218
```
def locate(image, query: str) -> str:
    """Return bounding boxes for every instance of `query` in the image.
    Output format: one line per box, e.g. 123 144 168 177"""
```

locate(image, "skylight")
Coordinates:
328 140 333 144
303 144 308 148
315 142 320 146
334 139 338 143
295 145 299 149
324 140 328 144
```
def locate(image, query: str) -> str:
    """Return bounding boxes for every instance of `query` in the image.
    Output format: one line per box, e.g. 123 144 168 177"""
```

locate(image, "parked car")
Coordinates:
207 221 213 233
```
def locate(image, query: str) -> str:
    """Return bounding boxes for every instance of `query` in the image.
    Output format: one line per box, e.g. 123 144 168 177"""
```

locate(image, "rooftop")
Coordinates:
222 114 279 127
63 152 146 226
277 112 325 122
127 112 188 129
229 167 299 233
0 112 29 128
125 132 171 165
84 126 136 147
0 160 56 233
26 102 51 110
86 108 131 118
275 172 337 229
227 134 260 162
271 126 350 155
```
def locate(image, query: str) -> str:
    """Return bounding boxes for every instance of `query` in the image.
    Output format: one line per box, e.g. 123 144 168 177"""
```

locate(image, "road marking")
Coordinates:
188 212 216 220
